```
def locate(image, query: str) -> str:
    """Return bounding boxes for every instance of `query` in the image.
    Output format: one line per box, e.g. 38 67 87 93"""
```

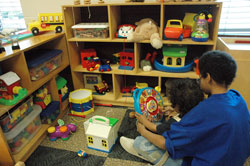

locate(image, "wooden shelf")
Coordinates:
0 32 65 62
0 63 69 117
137 69 199 78
68 37 215 46
64 2 221 107
62 1 220 7
93 90 115 101
0 32 70 164
12 124 49 162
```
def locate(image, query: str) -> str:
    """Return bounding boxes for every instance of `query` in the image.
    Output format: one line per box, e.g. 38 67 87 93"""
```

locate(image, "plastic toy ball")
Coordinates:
78 150 87 157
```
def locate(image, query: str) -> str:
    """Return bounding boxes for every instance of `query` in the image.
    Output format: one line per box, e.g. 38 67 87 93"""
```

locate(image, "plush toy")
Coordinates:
140 51 157 71
127 18 163 49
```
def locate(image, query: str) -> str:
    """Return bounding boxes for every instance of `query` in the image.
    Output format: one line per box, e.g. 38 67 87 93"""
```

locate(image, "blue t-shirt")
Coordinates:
163 89 250 166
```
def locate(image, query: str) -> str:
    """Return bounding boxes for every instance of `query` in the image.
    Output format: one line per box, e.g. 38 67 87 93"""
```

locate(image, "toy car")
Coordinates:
99 64 111 72
164 19 183 41
77 150 87 157
94 80 110 94
121 87 132 93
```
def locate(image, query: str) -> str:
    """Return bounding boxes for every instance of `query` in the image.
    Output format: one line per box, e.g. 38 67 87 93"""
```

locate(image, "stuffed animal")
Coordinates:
127 18 163 49
140 51 157 71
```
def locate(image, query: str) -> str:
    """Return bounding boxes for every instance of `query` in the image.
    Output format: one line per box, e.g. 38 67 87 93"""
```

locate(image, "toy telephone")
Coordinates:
116 24 136 38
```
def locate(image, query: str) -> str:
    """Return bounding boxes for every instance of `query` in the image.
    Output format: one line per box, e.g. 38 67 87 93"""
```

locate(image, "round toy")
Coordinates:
133 87 164 122
69 89 94 117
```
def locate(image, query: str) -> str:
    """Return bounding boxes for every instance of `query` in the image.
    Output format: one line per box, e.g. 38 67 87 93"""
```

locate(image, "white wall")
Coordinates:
20 0 155 26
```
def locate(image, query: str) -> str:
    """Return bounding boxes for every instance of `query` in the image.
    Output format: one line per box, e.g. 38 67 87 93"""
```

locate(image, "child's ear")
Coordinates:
206 73 213 84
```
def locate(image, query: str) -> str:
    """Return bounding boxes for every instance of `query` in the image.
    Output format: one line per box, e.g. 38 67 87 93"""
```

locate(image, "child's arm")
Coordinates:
137 122 166 150
135 112 157 132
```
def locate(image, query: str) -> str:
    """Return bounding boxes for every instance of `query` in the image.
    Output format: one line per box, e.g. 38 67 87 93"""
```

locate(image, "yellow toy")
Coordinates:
28 13 64 35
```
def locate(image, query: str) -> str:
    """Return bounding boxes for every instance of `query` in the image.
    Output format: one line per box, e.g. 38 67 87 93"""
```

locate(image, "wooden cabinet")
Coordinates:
217 37 250 110
0 32 69 165
62 1 222 107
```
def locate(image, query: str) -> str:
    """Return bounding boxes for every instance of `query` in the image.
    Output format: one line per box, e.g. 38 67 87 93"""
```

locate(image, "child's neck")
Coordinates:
210 84 228 95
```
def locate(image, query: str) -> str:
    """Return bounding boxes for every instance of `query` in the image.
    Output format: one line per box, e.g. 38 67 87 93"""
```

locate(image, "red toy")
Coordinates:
0 71 28 105
119 49 135 70
94 80 110 94
81 49 97 68
86 57 100 71
164 19 183 41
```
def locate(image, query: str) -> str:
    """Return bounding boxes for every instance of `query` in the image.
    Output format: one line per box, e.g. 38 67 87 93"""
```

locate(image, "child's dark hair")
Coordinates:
166 78 204 117
198 50 237 88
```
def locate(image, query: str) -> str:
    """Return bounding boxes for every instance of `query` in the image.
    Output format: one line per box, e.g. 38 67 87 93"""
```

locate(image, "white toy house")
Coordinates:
84 115 119 153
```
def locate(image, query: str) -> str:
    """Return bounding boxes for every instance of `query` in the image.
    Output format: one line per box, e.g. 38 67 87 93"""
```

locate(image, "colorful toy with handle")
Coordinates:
133 87 164 122
47 119 77 141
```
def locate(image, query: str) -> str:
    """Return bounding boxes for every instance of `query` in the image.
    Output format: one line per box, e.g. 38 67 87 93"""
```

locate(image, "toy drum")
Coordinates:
133 87 164 122
69 89 94 117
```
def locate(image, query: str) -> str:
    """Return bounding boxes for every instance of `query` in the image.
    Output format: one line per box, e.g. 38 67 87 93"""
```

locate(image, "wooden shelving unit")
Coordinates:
0 32 70 165
62 1 222 107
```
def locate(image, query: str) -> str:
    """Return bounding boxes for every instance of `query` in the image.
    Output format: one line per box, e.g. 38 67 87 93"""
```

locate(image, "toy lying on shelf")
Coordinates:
118 49 134 70
47 119 77 141
140 51 157 71
94 80 110 94
33 85 52 109
0 71 28 105
162 45 187 68
99 59 111 72
28 13 64 35
56 76 69 104
84 115 119 153
191 12 213 42
116 24 136 38
154 58 194 73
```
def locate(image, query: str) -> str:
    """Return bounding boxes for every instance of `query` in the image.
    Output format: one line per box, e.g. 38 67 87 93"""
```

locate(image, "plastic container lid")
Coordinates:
26 49 62 68
40 101 60 117
4 105 42 140
72 23 109 29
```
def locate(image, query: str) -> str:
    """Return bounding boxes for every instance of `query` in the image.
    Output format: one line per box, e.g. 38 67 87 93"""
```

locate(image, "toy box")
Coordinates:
26 49 63 81
4 105 42 154
84 115 119 153
40 101 60 124
72 23 109 38
0 96 33 133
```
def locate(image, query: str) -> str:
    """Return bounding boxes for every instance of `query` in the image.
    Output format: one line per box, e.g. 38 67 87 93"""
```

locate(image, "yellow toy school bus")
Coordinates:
28 13 64 35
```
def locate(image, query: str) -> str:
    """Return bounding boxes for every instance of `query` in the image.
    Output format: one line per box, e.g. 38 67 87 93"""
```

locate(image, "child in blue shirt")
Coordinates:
121 50 250 166
121 78 204 165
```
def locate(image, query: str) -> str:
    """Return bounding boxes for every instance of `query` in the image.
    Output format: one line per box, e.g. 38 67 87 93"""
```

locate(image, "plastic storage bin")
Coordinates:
72 23 109 38
40 101 60 124
4 105 42 154
0 96 33 133
26 49 63 81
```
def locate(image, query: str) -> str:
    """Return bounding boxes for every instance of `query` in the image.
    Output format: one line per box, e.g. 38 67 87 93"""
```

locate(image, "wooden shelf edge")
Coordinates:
68 37 215 45
12 124 49 162
62 1 221 7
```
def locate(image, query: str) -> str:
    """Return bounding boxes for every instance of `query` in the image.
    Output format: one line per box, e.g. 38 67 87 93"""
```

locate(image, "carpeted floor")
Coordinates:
25 107 148 166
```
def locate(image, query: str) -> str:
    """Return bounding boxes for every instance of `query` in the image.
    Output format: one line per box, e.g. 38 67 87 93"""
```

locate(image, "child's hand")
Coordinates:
135 112 148 125
136 122 146 135
163 106 174 115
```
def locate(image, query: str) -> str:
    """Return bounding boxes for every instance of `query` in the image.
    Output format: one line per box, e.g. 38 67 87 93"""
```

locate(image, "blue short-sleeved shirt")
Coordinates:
163 90 250 166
